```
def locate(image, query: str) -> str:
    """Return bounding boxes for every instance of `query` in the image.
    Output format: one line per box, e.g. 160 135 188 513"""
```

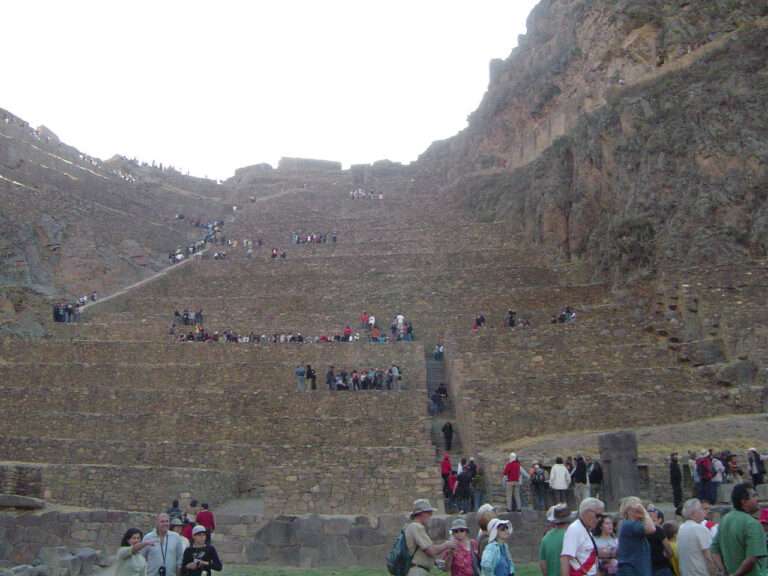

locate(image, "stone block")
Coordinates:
351 543 390 567
347 524 389 546
74 549 100 575
0 495 45 509
255 519 296 547
265 545 301 566
322 516 350 535
244 540 271 563
312 534 357 567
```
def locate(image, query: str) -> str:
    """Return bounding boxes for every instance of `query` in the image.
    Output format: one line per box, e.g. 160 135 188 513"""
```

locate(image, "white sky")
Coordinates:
2 1 538 180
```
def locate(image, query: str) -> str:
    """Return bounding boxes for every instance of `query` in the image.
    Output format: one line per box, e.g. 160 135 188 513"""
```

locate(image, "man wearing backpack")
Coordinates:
696 450 716 505
530 461 548 511
404 499 457 575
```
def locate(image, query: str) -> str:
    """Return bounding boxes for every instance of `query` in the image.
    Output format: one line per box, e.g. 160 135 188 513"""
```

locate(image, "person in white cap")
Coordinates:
502 453 522 512
180 525 222 576
405 499 458 575
480 518 514 576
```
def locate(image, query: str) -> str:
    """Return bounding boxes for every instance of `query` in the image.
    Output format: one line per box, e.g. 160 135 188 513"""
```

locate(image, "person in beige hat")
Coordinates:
405 499 457 575
539 503 575 576
442 518 476 576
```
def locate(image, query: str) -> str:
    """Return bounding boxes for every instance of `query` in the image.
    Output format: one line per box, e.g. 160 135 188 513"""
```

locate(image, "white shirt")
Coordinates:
677 519 712 576
561 520 597 576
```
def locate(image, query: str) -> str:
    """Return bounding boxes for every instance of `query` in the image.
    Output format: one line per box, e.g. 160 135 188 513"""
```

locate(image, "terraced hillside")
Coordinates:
1 160 765 522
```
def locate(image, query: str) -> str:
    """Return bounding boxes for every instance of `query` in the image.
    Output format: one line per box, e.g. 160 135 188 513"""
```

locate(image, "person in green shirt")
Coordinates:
539 503 576 576
711 483 767 576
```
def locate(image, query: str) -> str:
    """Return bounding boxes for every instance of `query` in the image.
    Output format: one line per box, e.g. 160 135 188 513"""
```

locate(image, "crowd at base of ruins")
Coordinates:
437 449 767 515
416 448 767 576
170 310 416 345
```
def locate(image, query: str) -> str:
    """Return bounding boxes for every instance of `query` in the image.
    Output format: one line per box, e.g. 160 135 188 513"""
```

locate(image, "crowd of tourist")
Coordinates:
52 293 98 323
404 478 767 576
471 309 533 330
170 309 417 345
348 188 383 200
294 364 404 391
291 231 337 244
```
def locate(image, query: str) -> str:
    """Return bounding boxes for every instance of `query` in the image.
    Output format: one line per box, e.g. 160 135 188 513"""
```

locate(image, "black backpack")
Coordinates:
386 525 414 576
531 467 547 485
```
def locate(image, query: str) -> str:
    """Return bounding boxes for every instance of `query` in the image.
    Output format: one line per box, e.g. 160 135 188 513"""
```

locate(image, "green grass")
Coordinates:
220 562 541 576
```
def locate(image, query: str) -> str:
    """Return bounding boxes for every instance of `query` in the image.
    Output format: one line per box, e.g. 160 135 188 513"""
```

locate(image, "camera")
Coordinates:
159 567 166 576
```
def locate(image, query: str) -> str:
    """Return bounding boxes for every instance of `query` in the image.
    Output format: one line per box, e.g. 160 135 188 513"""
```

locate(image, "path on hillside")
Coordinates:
80 255 202 312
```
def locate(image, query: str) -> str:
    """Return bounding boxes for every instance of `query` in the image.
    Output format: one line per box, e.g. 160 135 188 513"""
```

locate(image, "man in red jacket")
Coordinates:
502 453 522 512
195 503 215 545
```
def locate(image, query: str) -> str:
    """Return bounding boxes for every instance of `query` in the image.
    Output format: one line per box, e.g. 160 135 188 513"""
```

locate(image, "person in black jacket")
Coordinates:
181 526 222 576
669 452 683 512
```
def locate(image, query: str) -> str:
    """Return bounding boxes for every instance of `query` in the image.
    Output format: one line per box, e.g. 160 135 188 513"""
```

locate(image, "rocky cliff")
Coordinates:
0 110 232 337
419 0 768 279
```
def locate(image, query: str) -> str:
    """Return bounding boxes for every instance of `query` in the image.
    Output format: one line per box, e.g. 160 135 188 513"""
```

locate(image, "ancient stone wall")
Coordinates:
0 508 546 568
0 463 235 512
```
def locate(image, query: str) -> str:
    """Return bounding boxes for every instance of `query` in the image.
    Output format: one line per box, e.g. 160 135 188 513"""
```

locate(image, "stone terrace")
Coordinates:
2 164 767 530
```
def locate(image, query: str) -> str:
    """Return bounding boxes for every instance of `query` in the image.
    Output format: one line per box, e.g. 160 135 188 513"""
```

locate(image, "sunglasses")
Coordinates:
452 528 468 533
497 525 510 531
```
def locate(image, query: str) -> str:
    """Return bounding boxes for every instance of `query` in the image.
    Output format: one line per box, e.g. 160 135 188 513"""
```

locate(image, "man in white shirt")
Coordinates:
677 498 716 576
561 497 604 576
142 513 184 576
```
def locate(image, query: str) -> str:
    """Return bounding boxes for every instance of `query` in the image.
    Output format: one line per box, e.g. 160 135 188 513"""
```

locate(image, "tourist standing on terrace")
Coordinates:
502 453 522 512
746 448 766 486
550 457 572 504
142 513 184 576
670 453 683 514
294 365 306 391
195 503 215 545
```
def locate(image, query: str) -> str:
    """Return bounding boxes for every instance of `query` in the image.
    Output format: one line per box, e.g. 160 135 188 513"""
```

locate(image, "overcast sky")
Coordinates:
3 1 538 180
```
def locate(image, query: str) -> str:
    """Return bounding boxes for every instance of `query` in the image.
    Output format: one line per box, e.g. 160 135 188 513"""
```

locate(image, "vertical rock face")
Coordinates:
419 1 768 278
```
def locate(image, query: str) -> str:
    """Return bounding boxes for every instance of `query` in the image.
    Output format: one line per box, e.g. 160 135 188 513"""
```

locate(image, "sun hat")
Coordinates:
192 525 207 535
410 499 438 518
450 518 468 531
170 517 183 527
699 449 710 458
487 518 511 542
547 503 577 524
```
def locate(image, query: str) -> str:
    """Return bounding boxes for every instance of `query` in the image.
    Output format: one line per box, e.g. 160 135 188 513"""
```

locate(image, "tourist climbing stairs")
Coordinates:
424 347 466 512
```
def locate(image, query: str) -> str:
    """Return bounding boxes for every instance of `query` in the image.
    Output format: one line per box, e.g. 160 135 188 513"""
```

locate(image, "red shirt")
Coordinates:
503 460 521 482
441 458 452 475
196 509 215 531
